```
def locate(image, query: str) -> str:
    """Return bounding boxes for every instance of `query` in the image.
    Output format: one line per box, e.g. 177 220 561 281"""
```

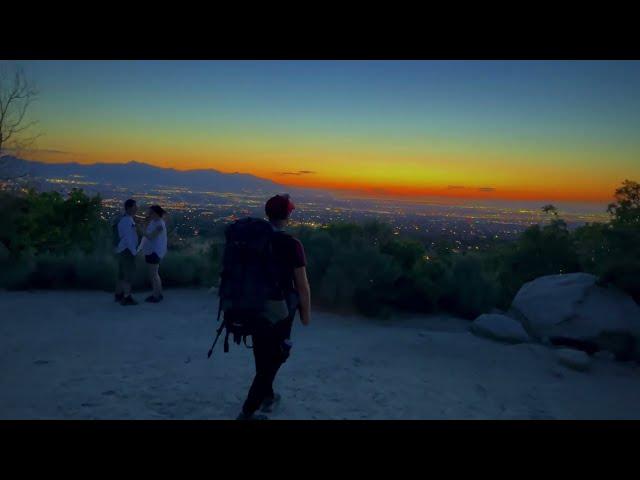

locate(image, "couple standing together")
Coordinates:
114 199 168 305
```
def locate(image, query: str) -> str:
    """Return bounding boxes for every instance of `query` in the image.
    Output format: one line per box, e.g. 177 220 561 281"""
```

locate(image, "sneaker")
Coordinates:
120 296 138 306
145 295 162 303
236 412 269 421
260 393 281 413
114 293 124 302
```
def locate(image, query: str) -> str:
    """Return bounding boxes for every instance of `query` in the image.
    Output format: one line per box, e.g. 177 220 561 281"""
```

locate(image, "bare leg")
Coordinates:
155 267 163 297
149 264 162 298
122 281 131 297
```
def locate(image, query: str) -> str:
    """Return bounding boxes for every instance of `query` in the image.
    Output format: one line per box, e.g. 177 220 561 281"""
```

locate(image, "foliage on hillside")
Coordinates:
1 181 638 317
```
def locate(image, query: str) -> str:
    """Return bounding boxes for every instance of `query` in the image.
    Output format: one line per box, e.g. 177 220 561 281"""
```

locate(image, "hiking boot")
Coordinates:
145 295 162 303
260 393 281 413
236 412 269 421
114 293 124 302
120 295 138 306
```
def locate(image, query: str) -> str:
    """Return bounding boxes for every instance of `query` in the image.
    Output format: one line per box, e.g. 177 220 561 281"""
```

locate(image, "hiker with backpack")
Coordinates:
209 194 311 420
114 198 140 306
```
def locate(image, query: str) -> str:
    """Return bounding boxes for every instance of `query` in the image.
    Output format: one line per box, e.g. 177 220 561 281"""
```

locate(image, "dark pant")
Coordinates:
117 250 136 282
242 317 293 416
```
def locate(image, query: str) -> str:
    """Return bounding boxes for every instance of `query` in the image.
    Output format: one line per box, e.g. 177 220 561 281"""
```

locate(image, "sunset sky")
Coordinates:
11 60 640 203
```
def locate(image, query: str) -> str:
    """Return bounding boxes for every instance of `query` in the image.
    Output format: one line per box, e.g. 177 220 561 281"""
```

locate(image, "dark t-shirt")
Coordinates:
268 230 305 337
271 230 306 295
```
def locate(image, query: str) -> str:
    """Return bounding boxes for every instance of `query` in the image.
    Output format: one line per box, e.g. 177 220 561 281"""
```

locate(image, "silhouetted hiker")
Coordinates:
208 194 311 420
114 198 139 306
139 205 168 303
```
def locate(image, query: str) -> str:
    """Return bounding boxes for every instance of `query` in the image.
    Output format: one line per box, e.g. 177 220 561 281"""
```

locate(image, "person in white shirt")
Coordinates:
140 205 168 303
114 198 140 306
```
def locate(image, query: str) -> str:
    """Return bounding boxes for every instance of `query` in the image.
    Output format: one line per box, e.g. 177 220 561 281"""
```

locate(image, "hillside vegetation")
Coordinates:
1 180 638 318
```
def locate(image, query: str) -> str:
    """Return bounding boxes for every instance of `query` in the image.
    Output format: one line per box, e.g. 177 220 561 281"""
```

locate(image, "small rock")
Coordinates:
508 343 549 357
470 314 530 344
594 351 616 361
556 348 591 372
102 390 117 396
185 356 191 364
34 360 50 365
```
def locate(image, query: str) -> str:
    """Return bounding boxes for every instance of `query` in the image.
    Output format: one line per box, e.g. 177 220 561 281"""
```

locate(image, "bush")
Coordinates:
1 252 118 290
160 252 208 287
0 189 108 258
0 258 35 290
574 220 640 303
440 255 500 319
2 180 639 317
75 254 118 290
493 220 581 303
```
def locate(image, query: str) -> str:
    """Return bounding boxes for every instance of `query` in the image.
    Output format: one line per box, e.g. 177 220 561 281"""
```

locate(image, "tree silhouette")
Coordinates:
607 179 640 225
0 64 39 180
542 204 559 217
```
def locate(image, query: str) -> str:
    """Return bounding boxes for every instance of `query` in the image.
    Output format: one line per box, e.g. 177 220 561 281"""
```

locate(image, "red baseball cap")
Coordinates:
265 194 295 220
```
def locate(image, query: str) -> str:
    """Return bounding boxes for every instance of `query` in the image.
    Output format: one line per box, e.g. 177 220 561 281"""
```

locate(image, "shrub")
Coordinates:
2 180 638 316
440 255 500 319
0 258 35 290
494 220 581 302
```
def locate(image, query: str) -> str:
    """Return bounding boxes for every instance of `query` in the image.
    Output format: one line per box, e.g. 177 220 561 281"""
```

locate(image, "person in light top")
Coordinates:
139 205 168 303
114 198 139 306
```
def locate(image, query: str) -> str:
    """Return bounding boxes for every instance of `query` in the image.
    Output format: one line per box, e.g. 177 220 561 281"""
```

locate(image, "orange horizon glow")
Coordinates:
25 151 622 204
13 60 640 207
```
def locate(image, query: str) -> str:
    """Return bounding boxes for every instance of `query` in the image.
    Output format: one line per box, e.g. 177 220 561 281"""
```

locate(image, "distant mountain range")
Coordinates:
0 156 290 194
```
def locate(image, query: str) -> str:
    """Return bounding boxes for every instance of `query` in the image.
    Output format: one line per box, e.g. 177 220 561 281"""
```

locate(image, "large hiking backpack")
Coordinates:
207 217 283 358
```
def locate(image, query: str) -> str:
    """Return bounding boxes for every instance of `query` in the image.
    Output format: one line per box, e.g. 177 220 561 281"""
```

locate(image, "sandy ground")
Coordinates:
1 289 639 420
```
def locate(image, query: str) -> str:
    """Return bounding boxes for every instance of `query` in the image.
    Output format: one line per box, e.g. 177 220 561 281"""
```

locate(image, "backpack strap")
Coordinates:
216 300 222 322
206 302 225 359
206 321 225 359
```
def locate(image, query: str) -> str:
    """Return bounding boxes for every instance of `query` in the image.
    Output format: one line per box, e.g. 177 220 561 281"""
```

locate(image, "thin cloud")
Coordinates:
277 170 317 176
478 187 496 192
4 147 74 155
447 185 465 190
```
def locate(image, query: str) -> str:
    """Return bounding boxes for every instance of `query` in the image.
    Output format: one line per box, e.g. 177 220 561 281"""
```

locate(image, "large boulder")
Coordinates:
470 313 530 344
510 273 640 358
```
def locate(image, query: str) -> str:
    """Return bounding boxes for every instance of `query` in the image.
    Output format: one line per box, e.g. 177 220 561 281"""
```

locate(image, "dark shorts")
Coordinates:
117 250 136 281
145 253 161 265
